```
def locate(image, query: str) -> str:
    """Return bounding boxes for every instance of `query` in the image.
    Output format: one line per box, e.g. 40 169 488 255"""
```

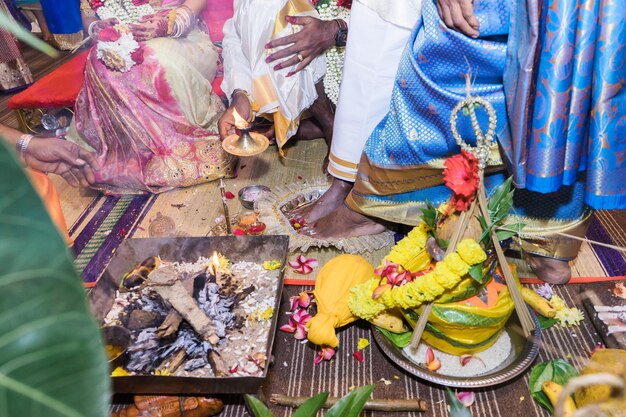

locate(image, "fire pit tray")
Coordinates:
89 235 289 395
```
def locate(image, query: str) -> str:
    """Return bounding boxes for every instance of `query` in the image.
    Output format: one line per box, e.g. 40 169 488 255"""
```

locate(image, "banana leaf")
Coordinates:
0 141 110 417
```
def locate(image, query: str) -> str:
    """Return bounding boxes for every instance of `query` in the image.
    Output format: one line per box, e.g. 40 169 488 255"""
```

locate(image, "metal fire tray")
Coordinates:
89 235 289 395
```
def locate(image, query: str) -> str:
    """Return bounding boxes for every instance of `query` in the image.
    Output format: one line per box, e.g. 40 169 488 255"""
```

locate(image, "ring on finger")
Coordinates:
297 53 304 62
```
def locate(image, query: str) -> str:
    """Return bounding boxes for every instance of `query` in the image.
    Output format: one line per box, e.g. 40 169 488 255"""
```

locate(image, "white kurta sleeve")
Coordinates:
220 0 253 100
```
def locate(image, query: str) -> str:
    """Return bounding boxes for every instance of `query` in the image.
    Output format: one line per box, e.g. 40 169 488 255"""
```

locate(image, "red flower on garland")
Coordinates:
336 0 352 8
443 150 479 212
98 27 121 42
132 0 149 5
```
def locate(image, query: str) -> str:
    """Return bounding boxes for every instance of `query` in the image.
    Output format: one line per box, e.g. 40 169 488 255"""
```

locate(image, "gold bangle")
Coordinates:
167 9 177 36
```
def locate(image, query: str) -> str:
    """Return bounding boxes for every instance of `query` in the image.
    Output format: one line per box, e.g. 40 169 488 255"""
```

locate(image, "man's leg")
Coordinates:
294 2 413 223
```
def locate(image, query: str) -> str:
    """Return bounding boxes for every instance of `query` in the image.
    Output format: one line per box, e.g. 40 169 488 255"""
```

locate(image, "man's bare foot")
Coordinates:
290 177 352 224
527 255 572 284
302 203 386 239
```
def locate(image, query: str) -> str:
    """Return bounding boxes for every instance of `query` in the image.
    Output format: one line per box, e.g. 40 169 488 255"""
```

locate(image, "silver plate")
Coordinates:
372 311 542 388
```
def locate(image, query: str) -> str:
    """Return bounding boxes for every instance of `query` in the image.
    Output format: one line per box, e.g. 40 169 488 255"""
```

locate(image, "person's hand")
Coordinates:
436 0 479 38
265 15 339 76
24 138 100 188
130 13 169 42
218 92 252 140
90 17 118 39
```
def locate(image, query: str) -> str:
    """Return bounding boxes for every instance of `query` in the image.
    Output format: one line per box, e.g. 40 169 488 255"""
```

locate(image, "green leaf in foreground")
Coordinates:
445 387 474 417
0 141 110 416
325 385 375 417
292 392 329 417
244 395 274 417
377 327 413 348
0 11 58 57
529 359 578 412
537 314 558 330
468 264 486 284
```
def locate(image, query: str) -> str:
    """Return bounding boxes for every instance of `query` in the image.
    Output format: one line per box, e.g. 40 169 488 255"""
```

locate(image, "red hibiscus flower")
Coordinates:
443 150 479 212
336 0 352 8
131 46 144 65
98 27 121 42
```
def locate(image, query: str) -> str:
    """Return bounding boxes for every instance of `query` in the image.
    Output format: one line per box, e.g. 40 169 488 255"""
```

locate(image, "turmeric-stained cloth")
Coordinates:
306 255 374 348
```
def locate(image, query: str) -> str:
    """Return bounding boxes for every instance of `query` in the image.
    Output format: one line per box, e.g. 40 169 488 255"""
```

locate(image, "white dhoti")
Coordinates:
221 0 326 152
328 1 416 182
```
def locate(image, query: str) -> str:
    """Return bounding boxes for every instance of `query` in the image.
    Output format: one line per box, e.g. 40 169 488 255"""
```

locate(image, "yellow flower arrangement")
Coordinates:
384 221 431 272
347 278 387 320
349 238 486 318
456 239 487 265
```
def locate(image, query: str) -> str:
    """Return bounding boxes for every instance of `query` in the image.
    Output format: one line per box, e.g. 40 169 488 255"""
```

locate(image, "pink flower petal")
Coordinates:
294 324 307 340
353 351 364 363
321 346 336 360
314 354 323 364
288 260 301 269
297 291 311 308
292 309 312 323
303 258 319 268
299 265 313 275
289 296 300 312
279 324 296 333
426 347 436 365
457 391 475 407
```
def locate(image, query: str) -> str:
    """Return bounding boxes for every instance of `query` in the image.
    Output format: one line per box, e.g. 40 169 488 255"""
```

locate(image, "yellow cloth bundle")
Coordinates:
306 255 375 347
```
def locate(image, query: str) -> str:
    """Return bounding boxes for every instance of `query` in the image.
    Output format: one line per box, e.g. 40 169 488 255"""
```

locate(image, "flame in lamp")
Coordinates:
222 108 269 157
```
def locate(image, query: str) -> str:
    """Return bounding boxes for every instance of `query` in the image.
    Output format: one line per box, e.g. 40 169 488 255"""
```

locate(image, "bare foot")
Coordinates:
302 203 386 239
527 255 572 284
290 177 352 224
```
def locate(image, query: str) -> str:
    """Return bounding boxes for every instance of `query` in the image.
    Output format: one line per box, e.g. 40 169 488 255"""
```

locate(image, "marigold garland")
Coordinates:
348 239 486 319
384 221 431 272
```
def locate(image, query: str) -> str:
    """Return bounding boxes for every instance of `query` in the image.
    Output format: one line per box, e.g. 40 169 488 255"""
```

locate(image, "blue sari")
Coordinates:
14 0 82 49
345 0 615 260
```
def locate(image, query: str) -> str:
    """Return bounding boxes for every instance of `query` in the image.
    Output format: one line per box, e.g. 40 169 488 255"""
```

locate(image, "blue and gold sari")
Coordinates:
346 0 625 261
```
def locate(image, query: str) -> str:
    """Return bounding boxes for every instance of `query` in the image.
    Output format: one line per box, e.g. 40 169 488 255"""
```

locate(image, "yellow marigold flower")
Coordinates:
260 307 274 320
385 222 431 272
111 367 130 377
443 253 470 277
549 295 567 311
263 260 282 270
349 279 387 320
421 274 446 298
456 239 487 265
433 261 462 289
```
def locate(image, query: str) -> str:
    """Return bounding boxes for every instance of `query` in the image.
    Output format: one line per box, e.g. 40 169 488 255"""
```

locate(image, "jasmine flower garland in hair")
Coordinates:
313 0 351 105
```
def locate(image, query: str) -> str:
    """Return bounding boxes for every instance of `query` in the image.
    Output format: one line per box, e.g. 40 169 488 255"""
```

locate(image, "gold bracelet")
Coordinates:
167 9 177 36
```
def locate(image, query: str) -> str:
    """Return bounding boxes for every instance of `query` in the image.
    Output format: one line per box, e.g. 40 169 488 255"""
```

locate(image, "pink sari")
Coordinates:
69 2 236 194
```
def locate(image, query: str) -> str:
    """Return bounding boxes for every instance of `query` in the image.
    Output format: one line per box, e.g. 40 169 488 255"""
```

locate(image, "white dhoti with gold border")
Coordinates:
327 1 415 182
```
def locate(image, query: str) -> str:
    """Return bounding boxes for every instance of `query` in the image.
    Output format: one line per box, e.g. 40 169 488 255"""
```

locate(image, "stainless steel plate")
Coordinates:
372 311 542 388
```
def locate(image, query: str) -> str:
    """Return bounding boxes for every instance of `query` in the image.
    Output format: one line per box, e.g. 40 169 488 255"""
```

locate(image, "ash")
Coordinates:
104 258 280 378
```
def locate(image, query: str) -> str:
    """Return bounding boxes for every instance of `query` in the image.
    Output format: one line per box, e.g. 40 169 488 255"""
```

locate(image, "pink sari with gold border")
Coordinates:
69 0 236 195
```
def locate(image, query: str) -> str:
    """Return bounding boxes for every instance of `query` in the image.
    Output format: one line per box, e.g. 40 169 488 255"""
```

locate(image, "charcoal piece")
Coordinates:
184 357 208 372
232 285 255 304
156 311 183 339
127 310 163 330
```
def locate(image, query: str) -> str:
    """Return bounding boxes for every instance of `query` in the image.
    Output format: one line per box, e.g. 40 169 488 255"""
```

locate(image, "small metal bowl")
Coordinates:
238 185 271 210
102 325 131 364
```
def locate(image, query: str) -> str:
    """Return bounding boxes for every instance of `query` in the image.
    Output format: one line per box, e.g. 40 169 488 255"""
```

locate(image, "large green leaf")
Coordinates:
244 395 274 417
0 11 58 57
377 327 412 348
292 392 329 417
0 141 110 417
528 359 578 412
325 385 375 417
